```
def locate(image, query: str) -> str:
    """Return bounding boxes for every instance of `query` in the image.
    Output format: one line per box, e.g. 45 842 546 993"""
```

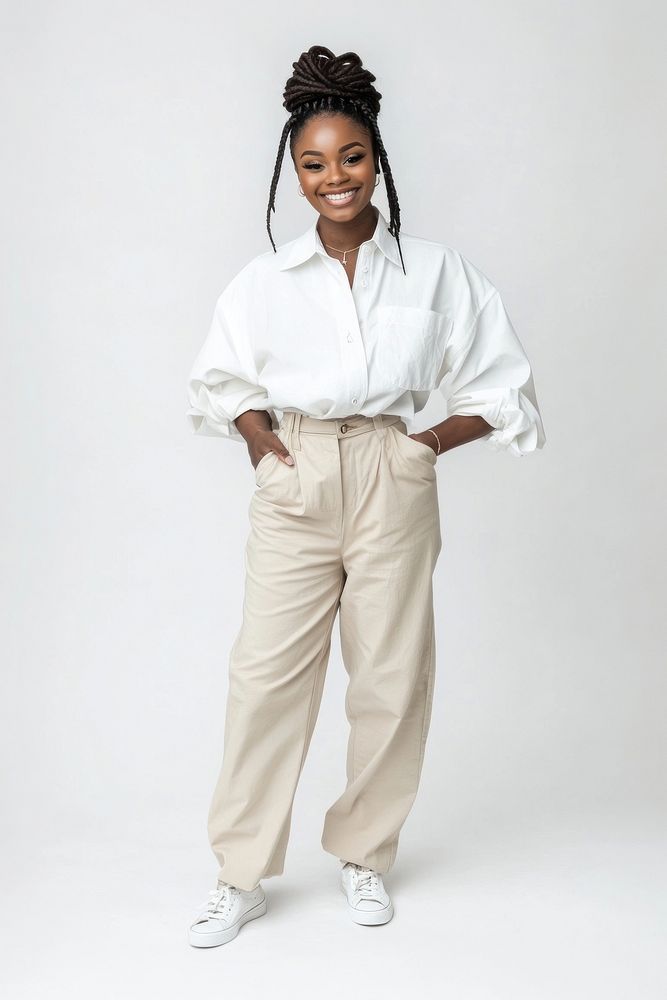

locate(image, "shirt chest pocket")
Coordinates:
366 305 449 392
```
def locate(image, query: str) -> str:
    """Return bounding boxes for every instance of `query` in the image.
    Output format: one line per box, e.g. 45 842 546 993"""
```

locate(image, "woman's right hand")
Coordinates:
250 429 294 470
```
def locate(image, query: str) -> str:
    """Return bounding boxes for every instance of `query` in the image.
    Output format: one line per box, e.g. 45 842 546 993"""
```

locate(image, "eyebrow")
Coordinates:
299 141 366 158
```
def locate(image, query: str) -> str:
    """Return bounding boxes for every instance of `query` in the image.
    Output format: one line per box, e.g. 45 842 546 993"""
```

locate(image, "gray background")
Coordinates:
2 1 665 997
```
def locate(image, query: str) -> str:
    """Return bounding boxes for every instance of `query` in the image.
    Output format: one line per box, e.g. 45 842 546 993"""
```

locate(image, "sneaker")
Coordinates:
340 861 394 925
189 880 267 948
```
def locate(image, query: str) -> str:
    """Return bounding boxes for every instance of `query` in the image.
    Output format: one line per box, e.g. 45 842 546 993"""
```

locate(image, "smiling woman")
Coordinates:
186 43 546 948
266 45 406 274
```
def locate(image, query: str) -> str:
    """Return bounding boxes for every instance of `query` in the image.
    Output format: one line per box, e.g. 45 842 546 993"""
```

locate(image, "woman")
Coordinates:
186 45 546 948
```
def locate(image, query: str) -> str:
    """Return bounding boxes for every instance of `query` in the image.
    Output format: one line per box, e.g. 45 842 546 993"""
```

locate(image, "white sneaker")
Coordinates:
340 861 394 925
189 879 267 948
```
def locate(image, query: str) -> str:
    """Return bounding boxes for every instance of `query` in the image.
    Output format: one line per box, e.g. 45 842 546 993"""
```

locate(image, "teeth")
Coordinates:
324 190 356 201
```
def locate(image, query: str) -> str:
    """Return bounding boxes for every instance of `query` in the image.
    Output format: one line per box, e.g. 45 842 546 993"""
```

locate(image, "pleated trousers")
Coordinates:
207 410 442 890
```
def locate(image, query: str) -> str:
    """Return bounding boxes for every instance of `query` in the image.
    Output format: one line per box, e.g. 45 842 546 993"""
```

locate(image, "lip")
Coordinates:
319 187 360 206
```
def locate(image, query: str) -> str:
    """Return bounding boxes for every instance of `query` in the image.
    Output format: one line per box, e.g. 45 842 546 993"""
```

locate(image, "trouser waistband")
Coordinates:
278 411 402 451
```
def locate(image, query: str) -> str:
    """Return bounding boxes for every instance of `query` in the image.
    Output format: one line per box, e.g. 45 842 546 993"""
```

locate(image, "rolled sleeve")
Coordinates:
186 282 276 443
438 289 546 456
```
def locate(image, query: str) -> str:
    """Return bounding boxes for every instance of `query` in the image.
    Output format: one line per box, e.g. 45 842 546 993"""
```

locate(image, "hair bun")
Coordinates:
283 45 382 117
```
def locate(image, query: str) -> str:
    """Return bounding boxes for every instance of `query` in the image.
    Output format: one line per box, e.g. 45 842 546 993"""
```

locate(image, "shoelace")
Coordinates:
206 882 239 919
351 865 382 900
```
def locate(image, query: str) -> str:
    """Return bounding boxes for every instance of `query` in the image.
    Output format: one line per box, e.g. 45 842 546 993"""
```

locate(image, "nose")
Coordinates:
328 167 350 186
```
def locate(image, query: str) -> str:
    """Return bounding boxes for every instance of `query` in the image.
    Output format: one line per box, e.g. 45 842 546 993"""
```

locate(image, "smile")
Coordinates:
320 188 360 205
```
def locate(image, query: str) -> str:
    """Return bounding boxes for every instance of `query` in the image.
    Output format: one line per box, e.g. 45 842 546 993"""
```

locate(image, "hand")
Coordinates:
408 432 438 456
250 429 295 469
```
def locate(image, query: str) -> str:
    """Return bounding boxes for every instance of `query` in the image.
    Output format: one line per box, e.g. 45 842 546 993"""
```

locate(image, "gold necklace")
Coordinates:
322 240 364 266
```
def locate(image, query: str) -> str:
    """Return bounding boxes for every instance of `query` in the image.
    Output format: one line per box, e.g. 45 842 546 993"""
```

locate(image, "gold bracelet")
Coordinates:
427 428 441 454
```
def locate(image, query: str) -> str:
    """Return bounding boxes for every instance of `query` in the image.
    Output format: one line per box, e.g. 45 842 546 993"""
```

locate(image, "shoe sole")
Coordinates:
189 897 267 948
339 884 394 925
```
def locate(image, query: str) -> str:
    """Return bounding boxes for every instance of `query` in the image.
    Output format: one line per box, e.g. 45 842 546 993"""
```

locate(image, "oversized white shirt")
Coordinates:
186 207 545 456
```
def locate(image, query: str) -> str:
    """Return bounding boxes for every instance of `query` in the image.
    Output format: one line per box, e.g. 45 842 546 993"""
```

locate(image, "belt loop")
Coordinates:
293 412 302 451
284 411 294 453
372 414 387 439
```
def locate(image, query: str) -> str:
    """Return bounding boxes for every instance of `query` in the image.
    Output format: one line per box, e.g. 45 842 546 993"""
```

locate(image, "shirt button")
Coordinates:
362 265 369 272
347 334 353 342
361 280 368 288
352 397 358 404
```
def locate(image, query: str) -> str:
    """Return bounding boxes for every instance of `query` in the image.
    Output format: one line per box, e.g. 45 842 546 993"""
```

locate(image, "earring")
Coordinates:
374 175 381 187
298 184 305 196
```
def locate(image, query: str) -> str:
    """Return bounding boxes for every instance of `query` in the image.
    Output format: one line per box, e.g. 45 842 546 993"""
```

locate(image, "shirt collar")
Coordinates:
277 206 402 271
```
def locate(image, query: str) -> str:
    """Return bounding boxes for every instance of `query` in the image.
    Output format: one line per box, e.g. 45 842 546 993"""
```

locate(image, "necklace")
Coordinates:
322 240 364 266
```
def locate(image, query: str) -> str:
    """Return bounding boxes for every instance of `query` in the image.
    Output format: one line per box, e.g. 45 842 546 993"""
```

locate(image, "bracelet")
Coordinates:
426 428 441 454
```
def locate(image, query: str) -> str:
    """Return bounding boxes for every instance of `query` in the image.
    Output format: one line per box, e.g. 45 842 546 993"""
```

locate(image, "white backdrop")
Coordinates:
2 1 665 997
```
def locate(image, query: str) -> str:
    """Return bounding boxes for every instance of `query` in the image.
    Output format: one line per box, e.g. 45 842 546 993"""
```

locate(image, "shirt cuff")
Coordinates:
446 387 546 457
187 379 278 443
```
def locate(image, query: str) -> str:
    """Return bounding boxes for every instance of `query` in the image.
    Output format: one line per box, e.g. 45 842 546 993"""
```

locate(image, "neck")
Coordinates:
316 203 378 252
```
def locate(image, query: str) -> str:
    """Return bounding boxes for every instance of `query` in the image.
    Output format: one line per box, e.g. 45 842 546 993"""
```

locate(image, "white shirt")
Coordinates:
186 207 546 456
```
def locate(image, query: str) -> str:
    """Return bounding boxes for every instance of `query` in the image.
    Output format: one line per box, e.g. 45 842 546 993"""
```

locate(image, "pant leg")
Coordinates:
208 418 344 891
320 418 442 873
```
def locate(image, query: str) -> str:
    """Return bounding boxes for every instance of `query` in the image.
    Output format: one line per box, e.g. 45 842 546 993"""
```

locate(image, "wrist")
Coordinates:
425 427 441 455
235 409 272 445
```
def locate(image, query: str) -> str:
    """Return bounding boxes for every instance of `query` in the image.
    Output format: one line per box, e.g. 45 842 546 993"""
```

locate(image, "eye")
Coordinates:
302 154 365 170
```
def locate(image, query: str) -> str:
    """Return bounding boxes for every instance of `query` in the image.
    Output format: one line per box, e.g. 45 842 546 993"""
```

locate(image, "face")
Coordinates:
291 114 378 223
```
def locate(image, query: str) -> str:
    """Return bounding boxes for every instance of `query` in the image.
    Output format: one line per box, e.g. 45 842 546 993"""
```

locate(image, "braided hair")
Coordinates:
266 45 406 275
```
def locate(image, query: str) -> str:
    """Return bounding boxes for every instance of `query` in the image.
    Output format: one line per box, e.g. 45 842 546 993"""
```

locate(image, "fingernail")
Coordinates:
285 455 294 466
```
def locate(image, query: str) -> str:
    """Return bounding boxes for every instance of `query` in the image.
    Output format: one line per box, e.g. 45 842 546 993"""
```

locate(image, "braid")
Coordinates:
353 97 406 275
266 45 406 275
266 115 297 251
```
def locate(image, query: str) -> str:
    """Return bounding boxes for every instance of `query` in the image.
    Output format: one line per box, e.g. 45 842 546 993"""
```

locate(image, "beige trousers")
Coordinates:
207 411 442 890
